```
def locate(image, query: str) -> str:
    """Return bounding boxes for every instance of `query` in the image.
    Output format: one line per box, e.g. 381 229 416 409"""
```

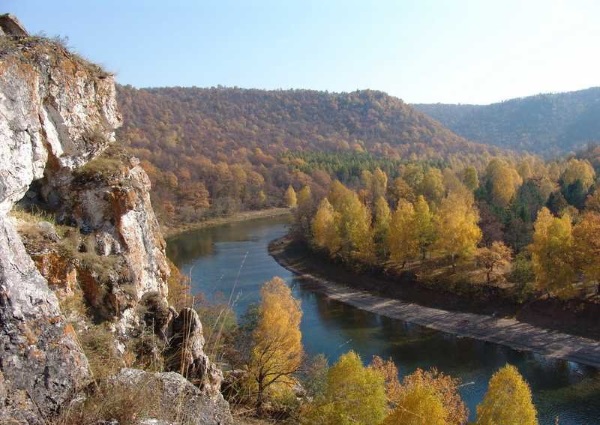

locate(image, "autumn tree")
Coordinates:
414 196 436 259
463 166 479 191
585 190 600 213
312 198 341 256
384 385 446 425
388 200 418 268
328 182 375 265
485 159 523 207
572 212 600 286
250 277 303 414
435 192 482 271
373 196 392 259
371 359 468 425
302 351 386 425
561 158 596 190
390 176 416 205
476 364 537 425
294 185 314 240
285 185 298 208
476 241 512 284
529 208 575 296
419 168 445 205
398 368 467 425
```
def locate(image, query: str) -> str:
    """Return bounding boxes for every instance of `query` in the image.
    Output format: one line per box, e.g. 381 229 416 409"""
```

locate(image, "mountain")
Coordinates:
116 86 508 224
413 87 600 157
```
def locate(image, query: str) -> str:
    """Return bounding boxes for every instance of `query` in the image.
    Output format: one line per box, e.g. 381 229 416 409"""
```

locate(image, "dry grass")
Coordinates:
55 379 161 425
78 323 122 381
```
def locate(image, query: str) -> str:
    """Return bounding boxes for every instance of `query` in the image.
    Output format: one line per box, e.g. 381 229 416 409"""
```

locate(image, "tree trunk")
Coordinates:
256 379 265 416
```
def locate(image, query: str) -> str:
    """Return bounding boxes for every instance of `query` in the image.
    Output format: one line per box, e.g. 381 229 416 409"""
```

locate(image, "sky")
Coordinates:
3 0 600 104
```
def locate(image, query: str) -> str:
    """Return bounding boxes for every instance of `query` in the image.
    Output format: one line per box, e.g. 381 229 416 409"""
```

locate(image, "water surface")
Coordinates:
167 217 600 424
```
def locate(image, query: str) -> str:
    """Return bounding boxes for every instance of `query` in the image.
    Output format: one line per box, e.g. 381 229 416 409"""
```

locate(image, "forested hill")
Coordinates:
117 86 502 160
116 86 507 225
413 87 600 157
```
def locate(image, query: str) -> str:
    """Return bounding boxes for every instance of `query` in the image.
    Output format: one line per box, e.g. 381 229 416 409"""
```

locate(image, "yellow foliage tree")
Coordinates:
250 277 303 414
312 198 342 256
529 207 575 296
476 241 512 284
561 158 596 189
285 185 298 208
435 192 482 271
476 364 537 425
294 185 313 240
414 196 436 259
486 159 523 207
572 212 600 285
383 385 446 425
303 351 386 425
388 200 418 268
328 182 375 264
400 368 468 425
373 196 392 259
420 168 445 205
371 359 467 425
463 166 479 191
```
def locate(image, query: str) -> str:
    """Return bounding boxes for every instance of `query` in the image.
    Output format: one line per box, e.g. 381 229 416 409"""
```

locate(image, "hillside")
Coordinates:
116 86 507 225
413 87 600 156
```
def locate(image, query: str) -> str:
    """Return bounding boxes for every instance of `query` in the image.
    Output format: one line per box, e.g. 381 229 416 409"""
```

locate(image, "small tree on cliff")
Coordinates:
250 277 303 414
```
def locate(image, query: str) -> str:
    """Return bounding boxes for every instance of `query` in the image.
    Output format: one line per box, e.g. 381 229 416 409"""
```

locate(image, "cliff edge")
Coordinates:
0 15 231 424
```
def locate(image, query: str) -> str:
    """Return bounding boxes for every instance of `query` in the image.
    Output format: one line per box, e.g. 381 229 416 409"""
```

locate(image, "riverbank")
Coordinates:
269 236 600 368
162 208 291 238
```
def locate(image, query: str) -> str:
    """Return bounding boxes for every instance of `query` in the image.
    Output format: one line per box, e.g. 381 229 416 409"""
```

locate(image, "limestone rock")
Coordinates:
42 156 171 327
0 31 118 423
0 216 90 421
0 36 121 214
0 14 28 37
111 368 233 425
165 308 224 397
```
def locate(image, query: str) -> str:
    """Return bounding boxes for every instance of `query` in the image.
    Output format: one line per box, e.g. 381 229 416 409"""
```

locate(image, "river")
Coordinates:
167 216 600 424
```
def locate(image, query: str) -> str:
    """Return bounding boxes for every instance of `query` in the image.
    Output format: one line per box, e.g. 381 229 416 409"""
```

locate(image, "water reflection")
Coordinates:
167 218 600 424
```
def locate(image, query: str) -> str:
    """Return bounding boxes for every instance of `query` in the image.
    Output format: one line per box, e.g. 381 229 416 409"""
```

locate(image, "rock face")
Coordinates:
0 216 90 424
38 154 171 326
165 308 224 396
0 34 119 423
111 369 233 425
0 14 28 37
0 35 120 214
0 22 231 425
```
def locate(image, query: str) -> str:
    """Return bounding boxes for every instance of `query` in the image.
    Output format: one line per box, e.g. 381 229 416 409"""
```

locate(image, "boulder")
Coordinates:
165 308 223 396
110 368 233 425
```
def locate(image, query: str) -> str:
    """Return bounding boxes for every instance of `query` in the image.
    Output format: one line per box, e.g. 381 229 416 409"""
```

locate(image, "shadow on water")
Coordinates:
167 218 600 425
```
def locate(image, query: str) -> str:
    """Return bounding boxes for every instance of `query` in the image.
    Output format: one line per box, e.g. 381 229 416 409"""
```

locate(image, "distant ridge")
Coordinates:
413 87 600 157
117 86 507 162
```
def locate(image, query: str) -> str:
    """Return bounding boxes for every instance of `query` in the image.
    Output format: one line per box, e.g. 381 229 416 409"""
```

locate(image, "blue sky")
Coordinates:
4 0 599 104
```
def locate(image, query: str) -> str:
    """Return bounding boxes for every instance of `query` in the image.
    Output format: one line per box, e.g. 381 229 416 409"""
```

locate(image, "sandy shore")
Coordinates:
163 208 291 238
270 238 600 368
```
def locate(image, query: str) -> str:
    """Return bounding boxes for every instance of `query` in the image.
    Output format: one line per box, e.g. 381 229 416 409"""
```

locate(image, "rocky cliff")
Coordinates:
0 15 231 424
